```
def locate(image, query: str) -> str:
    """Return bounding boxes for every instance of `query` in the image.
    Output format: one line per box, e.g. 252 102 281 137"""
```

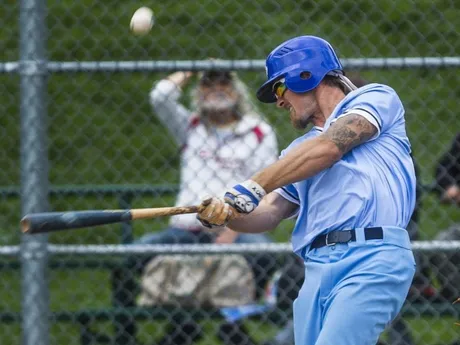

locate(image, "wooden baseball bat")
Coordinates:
21 205 205 234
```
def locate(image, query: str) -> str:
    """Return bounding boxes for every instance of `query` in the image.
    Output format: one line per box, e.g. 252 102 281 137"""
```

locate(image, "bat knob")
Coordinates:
20 216 31 233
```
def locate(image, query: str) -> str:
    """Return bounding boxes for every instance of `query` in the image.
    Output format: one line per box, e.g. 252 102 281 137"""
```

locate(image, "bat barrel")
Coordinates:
21 211 132 234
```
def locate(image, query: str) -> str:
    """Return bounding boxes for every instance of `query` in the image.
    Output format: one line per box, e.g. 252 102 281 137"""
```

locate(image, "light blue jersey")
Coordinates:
276 83 416 255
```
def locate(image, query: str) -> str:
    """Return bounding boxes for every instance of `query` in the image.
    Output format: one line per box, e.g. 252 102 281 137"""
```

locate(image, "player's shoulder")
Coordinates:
352 83 400 100
341 83 403 117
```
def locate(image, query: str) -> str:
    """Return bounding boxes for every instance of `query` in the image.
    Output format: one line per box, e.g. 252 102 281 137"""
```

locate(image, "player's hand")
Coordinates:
224 180 267 214
197 197 236 228
166 71 194 88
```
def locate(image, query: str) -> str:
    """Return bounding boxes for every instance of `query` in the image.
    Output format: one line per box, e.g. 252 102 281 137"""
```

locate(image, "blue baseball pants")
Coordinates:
294 226 416 345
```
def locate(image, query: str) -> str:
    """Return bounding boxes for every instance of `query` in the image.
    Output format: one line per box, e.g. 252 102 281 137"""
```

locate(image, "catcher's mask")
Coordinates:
197 70 239 116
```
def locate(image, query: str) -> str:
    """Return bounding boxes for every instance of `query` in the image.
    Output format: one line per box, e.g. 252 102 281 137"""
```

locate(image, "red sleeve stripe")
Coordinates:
189 116 200 129
252 126 265 144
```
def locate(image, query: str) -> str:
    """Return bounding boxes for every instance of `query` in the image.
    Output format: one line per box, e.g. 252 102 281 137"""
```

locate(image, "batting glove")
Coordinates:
224 180 267 214
197 197 234 229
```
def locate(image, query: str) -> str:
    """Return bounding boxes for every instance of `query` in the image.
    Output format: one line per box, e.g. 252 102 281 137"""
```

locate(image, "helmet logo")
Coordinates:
265 65 268 77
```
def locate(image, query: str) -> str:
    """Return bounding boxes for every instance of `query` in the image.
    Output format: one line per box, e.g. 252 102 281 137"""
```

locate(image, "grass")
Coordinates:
1 0 460 344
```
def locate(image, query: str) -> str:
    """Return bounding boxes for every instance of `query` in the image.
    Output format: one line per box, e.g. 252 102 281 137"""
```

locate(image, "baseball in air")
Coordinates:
130 7 154 35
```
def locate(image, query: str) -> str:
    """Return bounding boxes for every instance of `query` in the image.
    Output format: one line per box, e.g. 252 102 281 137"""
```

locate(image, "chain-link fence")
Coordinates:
1 0 460 344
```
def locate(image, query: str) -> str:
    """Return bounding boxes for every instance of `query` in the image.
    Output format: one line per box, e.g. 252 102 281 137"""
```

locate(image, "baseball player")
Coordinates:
197 35 417 345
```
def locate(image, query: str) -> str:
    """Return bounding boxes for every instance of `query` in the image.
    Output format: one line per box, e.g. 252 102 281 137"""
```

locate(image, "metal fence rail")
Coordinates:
3 57 460 74
2 242 460 257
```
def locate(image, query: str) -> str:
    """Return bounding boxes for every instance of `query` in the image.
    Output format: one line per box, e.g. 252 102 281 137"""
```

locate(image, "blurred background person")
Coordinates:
431 133 460 302
426 132 460 345
435 132 460 205
112 69 280 345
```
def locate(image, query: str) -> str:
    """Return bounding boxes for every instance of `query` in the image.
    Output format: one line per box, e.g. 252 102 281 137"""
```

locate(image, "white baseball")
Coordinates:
130 7 154 35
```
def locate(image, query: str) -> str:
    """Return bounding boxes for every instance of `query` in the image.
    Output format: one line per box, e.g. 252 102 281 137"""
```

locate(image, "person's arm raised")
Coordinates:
149 71 194 145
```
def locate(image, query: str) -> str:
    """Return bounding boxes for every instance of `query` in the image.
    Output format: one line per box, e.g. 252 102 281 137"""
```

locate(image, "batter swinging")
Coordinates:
197 35 416 345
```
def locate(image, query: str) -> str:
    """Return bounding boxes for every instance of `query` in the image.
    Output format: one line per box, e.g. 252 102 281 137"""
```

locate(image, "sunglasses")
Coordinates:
273 79 287 99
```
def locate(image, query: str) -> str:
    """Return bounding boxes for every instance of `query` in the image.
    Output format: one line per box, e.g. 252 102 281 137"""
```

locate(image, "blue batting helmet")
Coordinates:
256 36 343 103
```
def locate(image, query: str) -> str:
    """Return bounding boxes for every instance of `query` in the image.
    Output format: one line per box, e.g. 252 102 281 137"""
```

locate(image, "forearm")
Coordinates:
228 207 279 233
228 192 295 233
252 135 341 193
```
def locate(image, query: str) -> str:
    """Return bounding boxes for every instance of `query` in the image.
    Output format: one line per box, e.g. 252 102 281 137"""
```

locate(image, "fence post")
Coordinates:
19 1 50 345
118 193 134 244
113 193 135 345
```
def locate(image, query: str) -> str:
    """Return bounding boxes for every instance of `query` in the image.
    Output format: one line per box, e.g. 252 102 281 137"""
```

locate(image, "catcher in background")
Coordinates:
113 69 279 345
197 35 417 345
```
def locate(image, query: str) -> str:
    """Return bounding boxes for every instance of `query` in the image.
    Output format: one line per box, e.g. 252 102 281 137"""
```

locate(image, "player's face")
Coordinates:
274 81 318 130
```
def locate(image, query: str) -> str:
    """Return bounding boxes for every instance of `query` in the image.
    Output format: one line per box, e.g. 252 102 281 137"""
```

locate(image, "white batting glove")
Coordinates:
224 180 267 214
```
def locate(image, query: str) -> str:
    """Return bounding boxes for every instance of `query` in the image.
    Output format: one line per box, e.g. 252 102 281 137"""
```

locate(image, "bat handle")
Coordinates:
130 204 206 220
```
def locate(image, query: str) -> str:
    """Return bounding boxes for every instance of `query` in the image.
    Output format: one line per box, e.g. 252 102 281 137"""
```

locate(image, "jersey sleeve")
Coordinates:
273 185 300 219
333 84 405 140
275 184 300 205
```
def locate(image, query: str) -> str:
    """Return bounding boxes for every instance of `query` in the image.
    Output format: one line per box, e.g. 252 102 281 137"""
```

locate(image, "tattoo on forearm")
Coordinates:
325 114 377 154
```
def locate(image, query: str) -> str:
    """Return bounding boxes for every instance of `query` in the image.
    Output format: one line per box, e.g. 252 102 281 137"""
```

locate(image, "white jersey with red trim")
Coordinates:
150 79 279 229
